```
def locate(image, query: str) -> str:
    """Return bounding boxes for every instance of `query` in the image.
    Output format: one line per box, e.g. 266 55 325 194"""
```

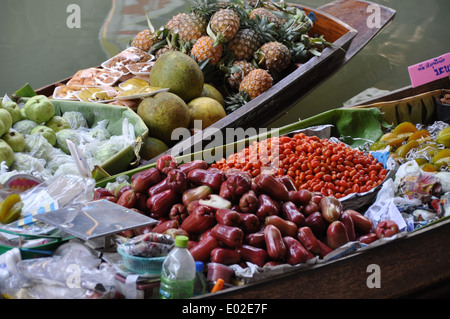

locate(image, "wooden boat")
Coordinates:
33 0 396 170
196 76 450 299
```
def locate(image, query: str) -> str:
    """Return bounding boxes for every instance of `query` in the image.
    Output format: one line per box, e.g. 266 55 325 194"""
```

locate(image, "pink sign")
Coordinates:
408 52 450 88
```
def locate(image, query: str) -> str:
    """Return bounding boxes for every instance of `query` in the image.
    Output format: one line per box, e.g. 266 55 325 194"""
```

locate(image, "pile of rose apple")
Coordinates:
95 154 399 267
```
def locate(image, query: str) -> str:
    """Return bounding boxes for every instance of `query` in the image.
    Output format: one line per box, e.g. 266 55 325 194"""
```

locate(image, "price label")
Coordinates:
408 52 450 88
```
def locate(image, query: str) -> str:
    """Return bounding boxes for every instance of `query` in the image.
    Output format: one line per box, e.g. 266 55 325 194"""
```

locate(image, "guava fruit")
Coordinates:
2 129 26 152
187 97 226 130
55 129 81 154
89 126 111 141
95 140 123 163
45 116 71 133
0 139 15 167
0 121 5 138
140 136 169 161
1 101 22 124
62 111 88 130
137 91 191 145
46 154 75 174
12 119 38 136
0 108 13 135
24 95 55 124
149 51 204 102
200 84 225 107
30 125 57 146
11 153 46 173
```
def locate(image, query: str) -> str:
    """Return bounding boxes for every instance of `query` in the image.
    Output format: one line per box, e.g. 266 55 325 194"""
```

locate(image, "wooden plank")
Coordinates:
199 218 450 299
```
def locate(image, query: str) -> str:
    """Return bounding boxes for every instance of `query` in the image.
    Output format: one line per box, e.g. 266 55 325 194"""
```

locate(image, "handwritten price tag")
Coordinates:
408 53 450 88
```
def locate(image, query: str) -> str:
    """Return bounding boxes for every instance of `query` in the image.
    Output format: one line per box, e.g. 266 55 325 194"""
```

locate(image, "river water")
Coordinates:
1 0 449 127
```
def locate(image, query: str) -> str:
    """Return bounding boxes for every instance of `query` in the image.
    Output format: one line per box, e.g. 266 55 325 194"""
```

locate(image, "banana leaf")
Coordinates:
351 89 442 126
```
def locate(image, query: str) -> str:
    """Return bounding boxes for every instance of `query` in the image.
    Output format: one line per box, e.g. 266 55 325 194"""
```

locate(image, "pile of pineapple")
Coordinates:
130 0 329 113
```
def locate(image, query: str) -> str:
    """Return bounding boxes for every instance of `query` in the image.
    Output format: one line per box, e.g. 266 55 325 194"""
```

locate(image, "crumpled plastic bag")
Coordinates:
2 249 116 299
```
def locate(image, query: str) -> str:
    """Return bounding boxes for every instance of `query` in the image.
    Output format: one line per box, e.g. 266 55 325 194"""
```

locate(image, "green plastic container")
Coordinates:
0 228 74 259
117 246 166 276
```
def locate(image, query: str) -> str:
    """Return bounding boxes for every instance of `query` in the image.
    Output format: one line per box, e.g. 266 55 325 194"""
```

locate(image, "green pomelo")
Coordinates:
200 84 225 107
30 125 57 146
188 97 227 130
2 129 26 152
137 92 191 145
140 136 169 161
0 139 15 167
24 95 55 124
149 51 204 102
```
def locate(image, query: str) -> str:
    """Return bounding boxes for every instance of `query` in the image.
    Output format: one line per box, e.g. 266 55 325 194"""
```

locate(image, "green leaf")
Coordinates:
14 83 37 98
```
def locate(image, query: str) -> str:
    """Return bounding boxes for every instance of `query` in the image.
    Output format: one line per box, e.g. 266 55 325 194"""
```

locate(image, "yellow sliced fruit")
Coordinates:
420 163 438 172
395 140 419 158
433 157 450 168
0 194 23 224
415 158 428 166
370 140 390 151
378 133 404 149
431 149 450 164
392 122 417 135
380 132 398 141
407 129 431 142
436 127 450 147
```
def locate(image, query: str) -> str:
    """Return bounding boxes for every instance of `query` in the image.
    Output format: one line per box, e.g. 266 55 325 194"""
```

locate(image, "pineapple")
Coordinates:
227 28 260 61
131 13 157 52
166 13 203 43
188 0 219 31
209 8 241 43
239 68 273 100
256 41 291 74
131 29 158 52
190 36 223 66
249 7 286 27
226 59 256 89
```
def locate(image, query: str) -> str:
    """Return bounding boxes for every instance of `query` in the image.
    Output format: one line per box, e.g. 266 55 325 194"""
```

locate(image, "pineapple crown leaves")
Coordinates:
206 23 228 46
193 55 224 84
225 91 250 113
145 12 156 34
149 28 191 55
188 0 220 19
242 14 278 44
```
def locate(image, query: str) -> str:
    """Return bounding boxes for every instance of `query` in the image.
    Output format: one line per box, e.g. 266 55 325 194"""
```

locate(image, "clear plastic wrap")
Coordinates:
117 232 174 258
2 249 117 299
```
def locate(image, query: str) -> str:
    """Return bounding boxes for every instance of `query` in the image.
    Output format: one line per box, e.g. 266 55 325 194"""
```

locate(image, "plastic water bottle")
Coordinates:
159 235 196 299
193 261 207 296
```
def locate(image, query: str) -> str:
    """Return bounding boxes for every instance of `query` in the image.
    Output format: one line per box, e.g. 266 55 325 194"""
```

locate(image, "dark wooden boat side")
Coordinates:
199 217 450 299
348 76 450 107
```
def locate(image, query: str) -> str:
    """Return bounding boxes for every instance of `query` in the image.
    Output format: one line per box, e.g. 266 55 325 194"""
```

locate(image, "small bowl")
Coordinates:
117 246 166 276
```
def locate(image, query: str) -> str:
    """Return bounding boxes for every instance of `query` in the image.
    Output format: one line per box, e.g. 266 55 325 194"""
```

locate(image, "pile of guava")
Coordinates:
0 95 135 183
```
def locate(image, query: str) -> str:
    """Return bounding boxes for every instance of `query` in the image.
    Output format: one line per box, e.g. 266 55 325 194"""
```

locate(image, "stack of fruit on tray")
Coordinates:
96 145 398 280
370 121 450 172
